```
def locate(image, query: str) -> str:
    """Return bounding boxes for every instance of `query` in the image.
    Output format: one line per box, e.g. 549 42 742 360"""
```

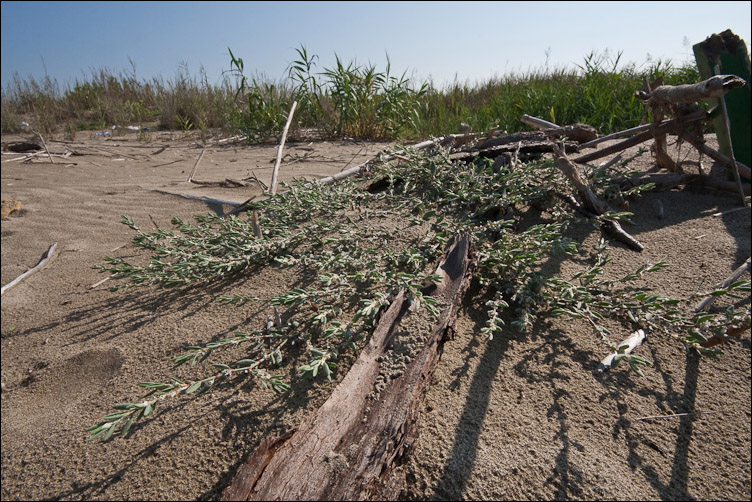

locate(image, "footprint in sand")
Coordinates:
1 348 124 434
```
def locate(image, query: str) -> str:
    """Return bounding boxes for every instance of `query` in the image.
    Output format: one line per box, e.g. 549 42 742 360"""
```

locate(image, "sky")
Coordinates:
1 1 751 92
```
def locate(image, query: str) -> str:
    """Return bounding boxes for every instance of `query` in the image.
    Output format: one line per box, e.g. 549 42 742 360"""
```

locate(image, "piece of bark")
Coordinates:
220 431 296 502
222 234 475 501
636 74 746 105
6 141 41 153
700 323 751 348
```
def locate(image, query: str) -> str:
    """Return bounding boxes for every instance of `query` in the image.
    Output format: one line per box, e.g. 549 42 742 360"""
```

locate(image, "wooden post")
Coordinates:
693 29 752 174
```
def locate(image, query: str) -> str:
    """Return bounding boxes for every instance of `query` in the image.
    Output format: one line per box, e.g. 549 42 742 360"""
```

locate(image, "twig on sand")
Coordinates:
90 275 114 289
1 243 59 295
635 410 722 421
694 257 751 313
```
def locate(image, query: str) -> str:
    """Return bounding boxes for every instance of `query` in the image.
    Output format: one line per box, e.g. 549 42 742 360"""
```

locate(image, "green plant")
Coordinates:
87 143 749 441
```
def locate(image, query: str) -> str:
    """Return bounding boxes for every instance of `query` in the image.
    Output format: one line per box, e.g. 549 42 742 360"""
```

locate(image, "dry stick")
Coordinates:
679 132 752 179
694 257 751 313
700 322 751 348
269 100 298 195
553 143 644 251
635 410 723 421
1 243 59 295
250 211 263 238
713 206 750 217
714 63 749 207
152 159 182 168
317 138 442 186
186 149 206 183
520 114 559 130
579 123 655 150
597 329 647 372
599 153 623 171
147 188 239 206
89 275 114 289
31 128 54 164
573 110 708 164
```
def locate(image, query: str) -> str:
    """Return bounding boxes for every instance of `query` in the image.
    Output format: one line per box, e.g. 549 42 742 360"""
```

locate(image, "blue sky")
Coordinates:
2 1 750 91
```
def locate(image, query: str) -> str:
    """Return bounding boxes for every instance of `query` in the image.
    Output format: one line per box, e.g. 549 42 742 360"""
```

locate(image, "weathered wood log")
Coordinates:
614 172 698 191
647 77 679 172
573 110 708 164
553 144 644 251
222 234 475 501
450 140 579 163
636 74 746 105
471 124 597 151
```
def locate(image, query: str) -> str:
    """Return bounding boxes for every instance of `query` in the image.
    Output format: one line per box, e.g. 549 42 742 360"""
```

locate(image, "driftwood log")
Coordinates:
222 234 475 501
470 123 597 151
450 140 579 162
636 74 746 105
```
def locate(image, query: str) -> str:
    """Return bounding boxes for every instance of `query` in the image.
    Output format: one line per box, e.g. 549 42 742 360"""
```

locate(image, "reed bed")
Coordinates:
1 46 700 141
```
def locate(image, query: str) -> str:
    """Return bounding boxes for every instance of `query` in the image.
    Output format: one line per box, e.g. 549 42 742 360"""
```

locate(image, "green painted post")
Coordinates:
693 29 751 181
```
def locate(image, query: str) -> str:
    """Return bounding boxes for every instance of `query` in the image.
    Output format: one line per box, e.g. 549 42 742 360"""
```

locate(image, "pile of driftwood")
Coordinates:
218 74 750 501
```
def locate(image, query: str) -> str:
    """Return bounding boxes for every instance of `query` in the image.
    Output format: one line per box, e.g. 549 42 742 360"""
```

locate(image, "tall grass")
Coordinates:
1 46 700 141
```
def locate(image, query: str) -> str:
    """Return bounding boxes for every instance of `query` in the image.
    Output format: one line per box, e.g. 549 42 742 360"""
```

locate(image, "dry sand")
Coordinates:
1 129 750 501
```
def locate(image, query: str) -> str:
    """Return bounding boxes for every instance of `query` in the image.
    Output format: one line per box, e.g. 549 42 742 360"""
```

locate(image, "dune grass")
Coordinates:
1 46 700 141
